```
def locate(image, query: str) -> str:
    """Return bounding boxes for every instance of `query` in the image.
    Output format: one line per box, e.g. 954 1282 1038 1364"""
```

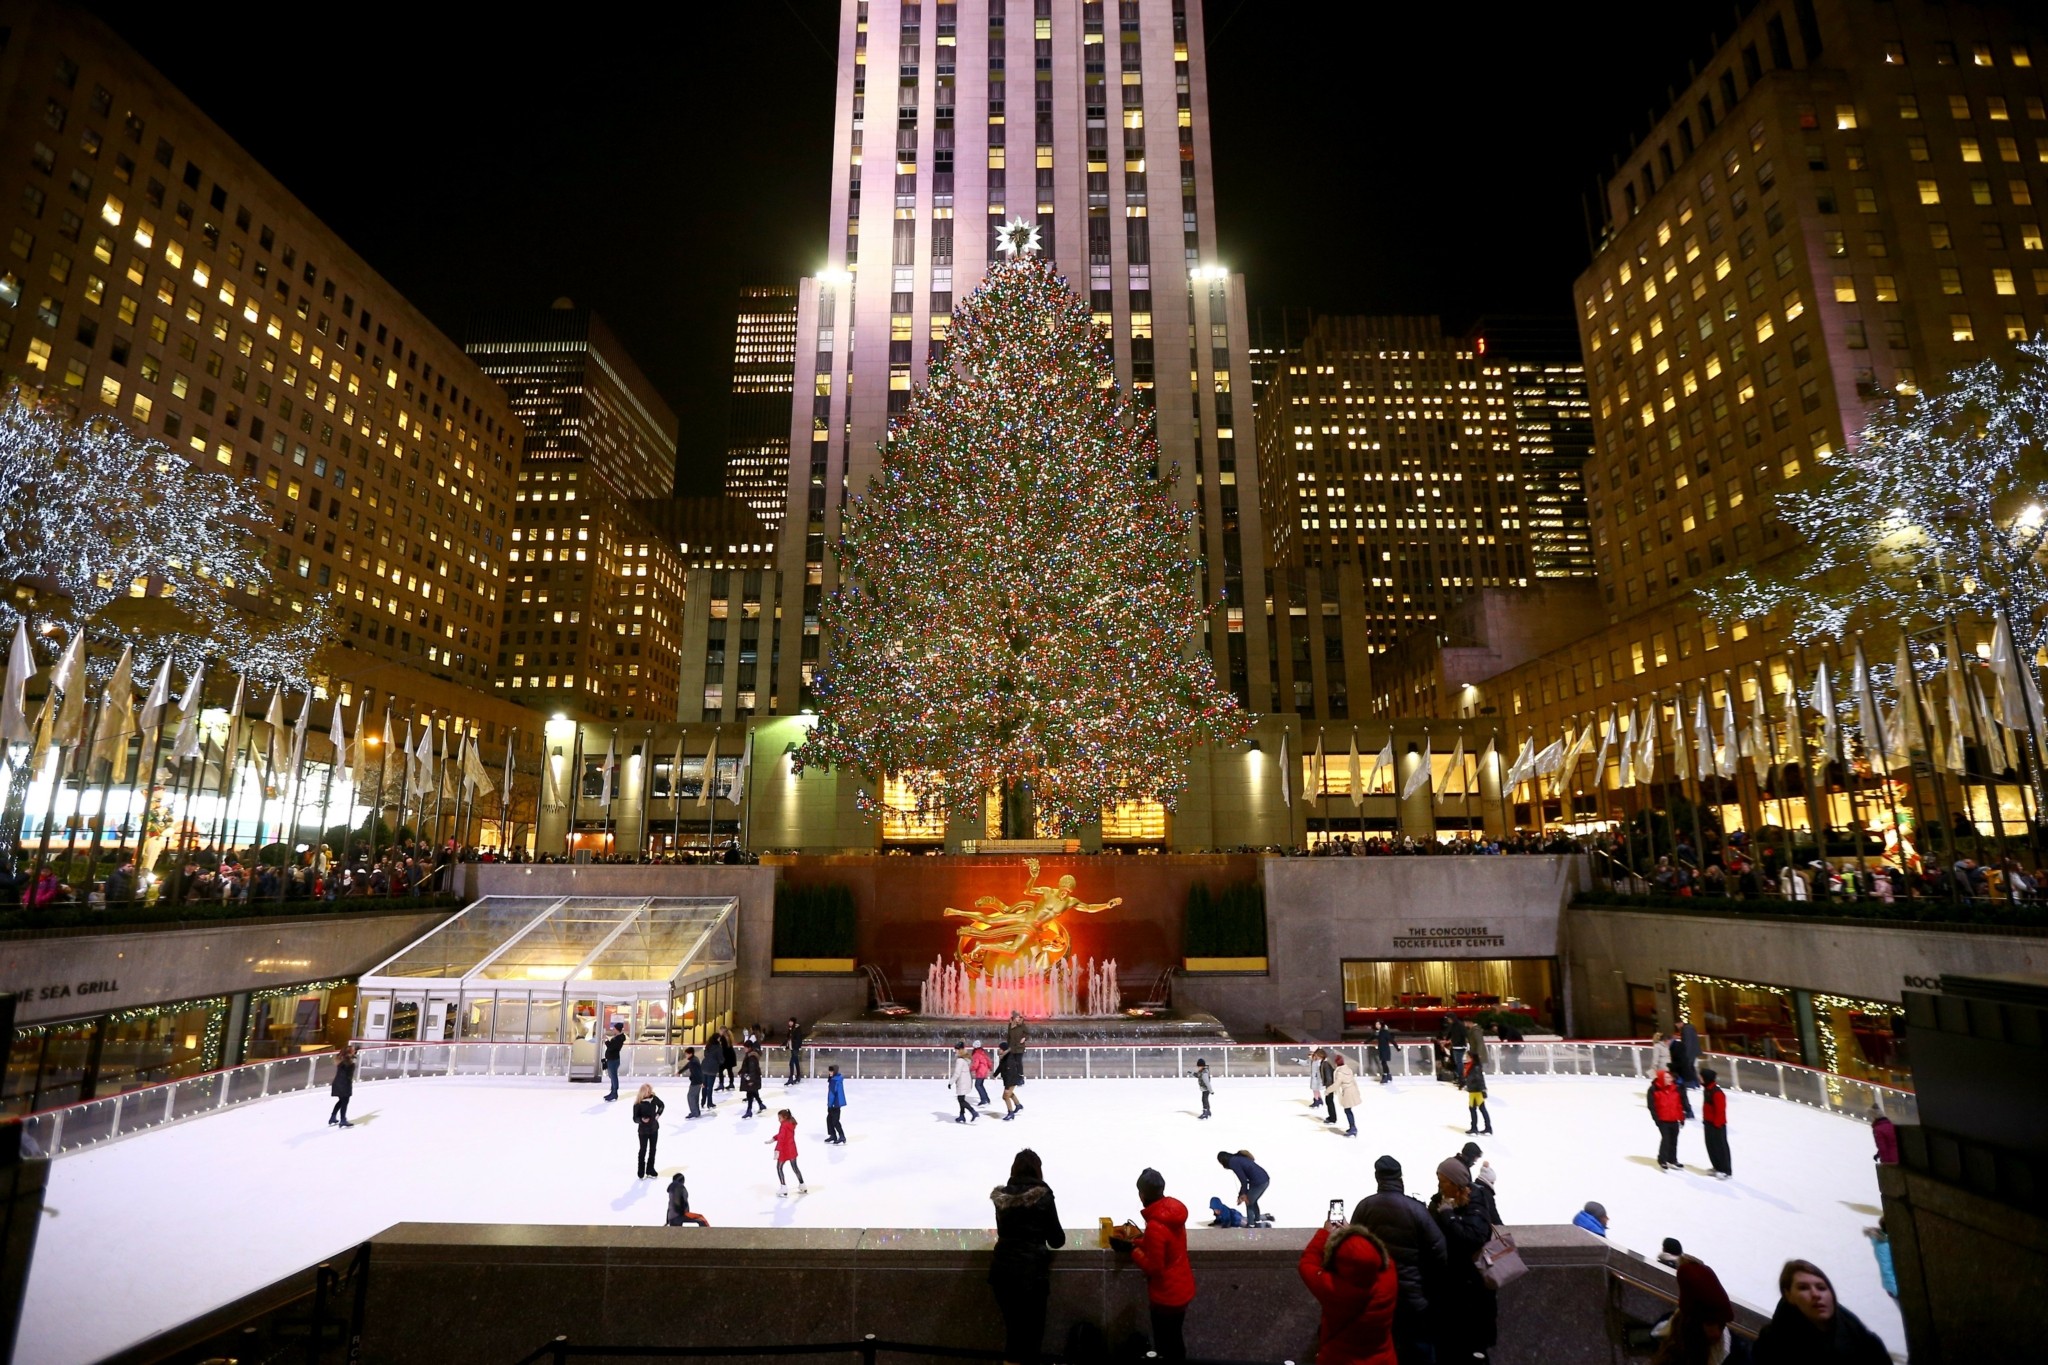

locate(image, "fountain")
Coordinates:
918 955 1122 1019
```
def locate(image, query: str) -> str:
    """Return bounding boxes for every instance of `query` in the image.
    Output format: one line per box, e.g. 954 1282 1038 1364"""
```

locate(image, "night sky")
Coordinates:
89 0 1736 494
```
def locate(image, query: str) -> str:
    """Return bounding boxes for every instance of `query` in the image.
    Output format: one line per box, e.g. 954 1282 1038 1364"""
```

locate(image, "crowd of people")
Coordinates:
553 1010 1892 1364
1595 827 2047 906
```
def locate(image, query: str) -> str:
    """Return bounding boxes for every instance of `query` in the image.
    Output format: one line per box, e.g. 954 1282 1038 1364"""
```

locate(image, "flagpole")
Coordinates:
566 723 584 861
316 718 339 896
707 725 721 856
501 729 515 857
1855 637 1912 882
79 715 128 895
638 726 654 861
1962 647 2013 875
1905 638 1961 899
1998 598 2048 866
28 719 81 893
1823 643 1876 891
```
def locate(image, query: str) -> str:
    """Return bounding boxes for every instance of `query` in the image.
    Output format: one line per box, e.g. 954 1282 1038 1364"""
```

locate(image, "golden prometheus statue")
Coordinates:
944 858 1122 975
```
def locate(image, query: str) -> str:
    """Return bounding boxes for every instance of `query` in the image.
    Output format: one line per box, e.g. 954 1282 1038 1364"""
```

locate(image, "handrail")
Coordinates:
516 1335 1290 1365
13 1037 1915 1161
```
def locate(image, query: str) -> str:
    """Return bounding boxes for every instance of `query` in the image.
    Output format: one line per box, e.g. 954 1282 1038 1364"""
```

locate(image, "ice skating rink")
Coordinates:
23 1070 1903 1364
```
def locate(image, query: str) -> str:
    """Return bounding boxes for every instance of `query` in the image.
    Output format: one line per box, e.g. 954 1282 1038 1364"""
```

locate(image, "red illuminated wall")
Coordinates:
776 853 1262 992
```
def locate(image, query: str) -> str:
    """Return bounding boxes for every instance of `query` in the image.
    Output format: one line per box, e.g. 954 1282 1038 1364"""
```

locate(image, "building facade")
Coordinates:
464 306 687 724
1418 0 2048 842
1466 317 1597 582
1254 315 1529 721
769 0 1274 733
723 284 799 535
0 4 536 729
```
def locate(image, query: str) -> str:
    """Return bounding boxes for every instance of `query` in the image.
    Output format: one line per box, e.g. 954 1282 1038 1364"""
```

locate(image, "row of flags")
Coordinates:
536 729 753 813
1269 624 2045 809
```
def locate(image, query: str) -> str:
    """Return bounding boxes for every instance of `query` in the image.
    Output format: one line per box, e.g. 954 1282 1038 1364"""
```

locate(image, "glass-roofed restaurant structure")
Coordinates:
353 896 737 1047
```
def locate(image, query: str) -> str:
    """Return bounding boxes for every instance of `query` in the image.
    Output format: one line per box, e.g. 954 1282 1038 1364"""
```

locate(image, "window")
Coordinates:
1874 275 1897 301
1970 179 1993 205
1951 313 1975 341
1939 267 1962 294
1833 275 1857 302
1961 137 1983 162
1907 135 1930 162
1835 104 1857 130
1994 268 2017 295
1950 95 1971 120
1899 95 1920 120
1918 179 1941 204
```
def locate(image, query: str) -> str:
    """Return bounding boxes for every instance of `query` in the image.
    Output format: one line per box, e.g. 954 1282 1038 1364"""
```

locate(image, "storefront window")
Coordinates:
245 984 359 1059
1674 974 1803 1064
1340 958 1556 1032
1815 993 1909 1090
95 998 224 1094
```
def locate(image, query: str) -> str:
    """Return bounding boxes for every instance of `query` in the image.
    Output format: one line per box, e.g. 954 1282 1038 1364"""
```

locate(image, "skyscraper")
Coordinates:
464 305 687 721
768 0 1272 718
1254 316 1528 717
1465 317 1596 582
723 285 799 535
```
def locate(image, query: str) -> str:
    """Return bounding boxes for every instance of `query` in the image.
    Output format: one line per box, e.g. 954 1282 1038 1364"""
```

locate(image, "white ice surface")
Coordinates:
22 1071 1902 1364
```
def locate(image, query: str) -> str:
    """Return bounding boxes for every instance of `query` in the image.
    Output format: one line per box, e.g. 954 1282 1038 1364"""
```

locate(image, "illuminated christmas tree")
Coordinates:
794 222 1248 836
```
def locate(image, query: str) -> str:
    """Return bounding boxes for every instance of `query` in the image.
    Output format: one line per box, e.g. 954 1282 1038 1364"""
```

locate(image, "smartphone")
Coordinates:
1326 1198 1346 1227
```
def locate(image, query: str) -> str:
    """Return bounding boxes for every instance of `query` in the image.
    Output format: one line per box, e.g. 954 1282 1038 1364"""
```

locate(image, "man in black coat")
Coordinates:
603 1022 625 1100
680 1047 705 1117
1373 1023 1394 1084
1358 1156 1447 1365
1431 1158 1498 1362
784 1016 806 1085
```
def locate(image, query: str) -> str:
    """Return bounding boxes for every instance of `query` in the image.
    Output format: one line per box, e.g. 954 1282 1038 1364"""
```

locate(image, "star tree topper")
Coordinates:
996 216 1043 258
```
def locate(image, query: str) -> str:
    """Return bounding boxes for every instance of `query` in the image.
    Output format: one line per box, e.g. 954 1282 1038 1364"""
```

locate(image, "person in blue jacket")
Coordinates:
824 1063 848 1144
1215 1150 1270 1225
1206 1196 1246 1228
1572 1200 1609 1237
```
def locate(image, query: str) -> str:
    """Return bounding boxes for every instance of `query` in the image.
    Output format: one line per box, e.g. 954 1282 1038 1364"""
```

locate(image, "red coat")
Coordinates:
1649 1073 1685 1124
1297 1226 1399 1365
1702 1083 1728 1128
773 1119 798 1161
1128 1197 1195 1307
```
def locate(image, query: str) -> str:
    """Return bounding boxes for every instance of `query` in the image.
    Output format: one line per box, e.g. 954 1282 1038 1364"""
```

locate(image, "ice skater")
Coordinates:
1307 1047 1327 1109
1330 1052 1362 1136
951 1042 980 1122
1649 1066 1686 1170
999 1038 1026 1119
1195 1057 1212 1119
1317 1050 1339 1125
740 1042 765 1117
1700 1066 1731 1179
716 1028 737 1091
1463 1055 1492 1135
680 1047 706 1118
664 1172 710 1227
784 1016 806 1085
1216 1149 1269 1225
970 1040 994 1106
633 1083 665 1178
327 1043 356 1128
603 1021 626 1100
769 1107 806 1194
825 1063 848 1143
1374 1023 1394 1084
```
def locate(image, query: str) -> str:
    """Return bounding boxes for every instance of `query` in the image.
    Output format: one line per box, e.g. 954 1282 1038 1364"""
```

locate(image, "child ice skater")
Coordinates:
825 1063 848 1144
1195 1057 1212 1119
769 1108 807 1194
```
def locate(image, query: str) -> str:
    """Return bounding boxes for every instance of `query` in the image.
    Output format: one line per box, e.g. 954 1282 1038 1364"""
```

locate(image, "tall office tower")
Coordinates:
1246 303 1313 410
723 285 799 534
1466 317 1597 581
769 0 1273 721
464 305 686 722
1431 1 2048 834
1254 316 1528 719
0 2 527 734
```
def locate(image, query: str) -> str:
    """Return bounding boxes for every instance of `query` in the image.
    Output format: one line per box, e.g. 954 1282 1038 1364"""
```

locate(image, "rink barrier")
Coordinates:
515 1332 1292 1364
15 1038 1916 1159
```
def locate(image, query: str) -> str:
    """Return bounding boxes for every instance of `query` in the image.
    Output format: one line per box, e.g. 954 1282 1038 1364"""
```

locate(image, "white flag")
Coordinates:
263 684 289 777
696 731 719 808
1814 663 1841 764
1440 736 1466 799
1346 731 1363 809
1894 634 1927 755
219 675 249 791
1746 686 1770 777
1852 642 1888 765
328 698 349 791
47 631 86 750
1480 736 1499 796
1990 615 2046 758
1693 690 1715 781
0 621 34 744
138 654 174 734
463 731 494 798
1619 706 1637 788
501 734 515 806
1367 733 1395 795
170 663 207 762
1636 699 1658 785
542 742 565 812
731 728 753 809
1400 737 1431 800
1942 670 1969 775
599 732 617 808
290 689 312 778
1593 709 1614 790
1671 698 1693 782
1505 734 1536 790
90 646 139 781
1305 732 1322 809
669 731 686 812
1279 729 1291 809
1718 689 1739 779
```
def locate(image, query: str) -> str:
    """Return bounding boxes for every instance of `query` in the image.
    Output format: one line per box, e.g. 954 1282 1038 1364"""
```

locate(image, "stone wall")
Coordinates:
0 909 449 1026
1563 906 2048 1036
1175 855 1586 1037
360 1221 1624 1365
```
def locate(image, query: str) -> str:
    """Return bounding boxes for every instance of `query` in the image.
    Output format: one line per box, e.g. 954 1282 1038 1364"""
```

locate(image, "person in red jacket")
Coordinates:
766 1108 806 1194
1648 1068 1687 1171
1699 1067 1731 1179
1297 1202 1399 1365
1113 1168 1195 1363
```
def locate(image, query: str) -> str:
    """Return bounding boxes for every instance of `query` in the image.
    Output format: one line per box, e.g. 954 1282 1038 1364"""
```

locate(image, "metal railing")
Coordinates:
517 1335 1287 1365
17 1038 1915 1159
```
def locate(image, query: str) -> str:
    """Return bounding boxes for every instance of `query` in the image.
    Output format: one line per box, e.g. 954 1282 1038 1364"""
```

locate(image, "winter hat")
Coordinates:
1584 1201 1608 1224
1137 1168 1166 1203
1676 1260 1733 1326
1436 1157 1472 1189
1373 1154 1403 1177
1476 1159 1497 1188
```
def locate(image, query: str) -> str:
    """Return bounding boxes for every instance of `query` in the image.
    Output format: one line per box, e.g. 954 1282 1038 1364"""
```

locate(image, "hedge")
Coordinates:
773 883 858 958
1185 879 1268 957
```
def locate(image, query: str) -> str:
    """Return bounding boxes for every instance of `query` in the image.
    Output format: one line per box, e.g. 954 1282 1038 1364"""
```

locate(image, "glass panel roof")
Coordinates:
583 900 735 981
375 897 552 979
362 896 738 989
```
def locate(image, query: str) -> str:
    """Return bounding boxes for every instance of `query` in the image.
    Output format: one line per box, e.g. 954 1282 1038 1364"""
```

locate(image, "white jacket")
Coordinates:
951 1054 974 1096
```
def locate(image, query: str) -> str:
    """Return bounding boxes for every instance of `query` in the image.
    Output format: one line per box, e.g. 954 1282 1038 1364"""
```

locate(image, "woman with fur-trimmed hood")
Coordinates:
988 1148 1066 1365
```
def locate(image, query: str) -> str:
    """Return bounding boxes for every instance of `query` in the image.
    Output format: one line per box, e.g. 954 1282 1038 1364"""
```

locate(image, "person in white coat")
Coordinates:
1331 1053 1364 1137
950 1042 979 1123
